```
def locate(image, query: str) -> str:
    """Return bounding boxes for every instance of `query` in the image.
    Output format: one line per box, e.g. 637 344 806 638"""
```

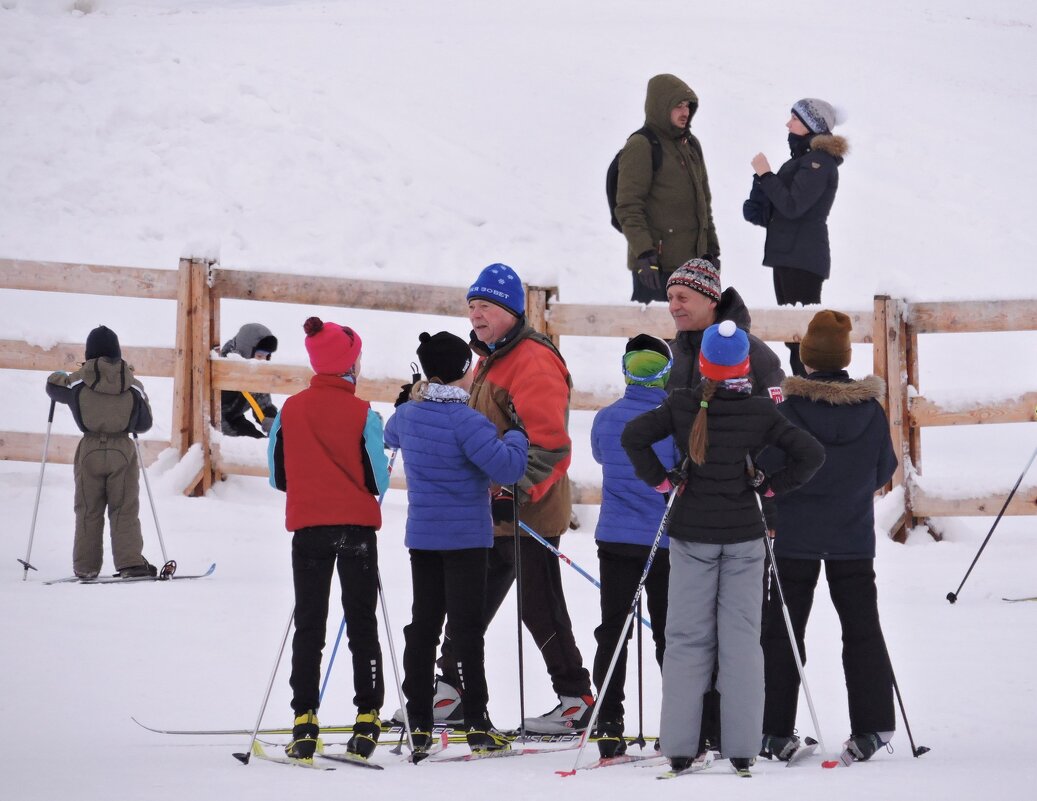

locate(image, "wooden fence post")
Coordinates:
526 285 557 346
185 258 214 496
171 258 193 456
879 297 912 541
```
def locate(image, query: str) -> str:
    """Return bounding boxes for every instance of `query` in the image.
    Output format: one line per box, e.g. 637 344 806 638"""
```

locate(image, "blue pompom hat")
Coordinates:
699 320 750 380
466 263 525 317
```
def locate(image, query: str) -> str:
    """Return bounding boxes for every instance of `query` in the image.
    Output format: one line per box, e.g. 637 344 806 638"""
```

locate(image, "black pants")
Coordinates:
762 557 895 736
440 536 591 698
592 543 669 722
772 266 825 377
289 526 384 714
403 548 489 728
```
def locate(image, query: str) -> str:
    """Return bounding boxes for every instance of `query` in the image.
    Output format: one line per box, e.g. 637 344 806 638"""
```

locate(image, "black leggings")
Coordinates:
289 526 383 714
772 267 825 376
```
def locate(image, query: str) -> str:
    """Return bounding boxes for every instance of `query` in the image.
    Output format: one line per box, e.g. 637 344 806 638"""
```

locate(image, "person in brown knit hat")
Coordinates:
756 308 899 764
798 309 853 371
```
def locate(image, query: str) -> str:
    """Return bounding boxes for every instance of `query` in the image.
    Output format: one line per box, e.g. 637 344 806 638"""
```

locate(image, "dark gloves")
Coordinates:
491 487 516 524
702 253 721 271
394 383 414 408
748 462 775 497
261 416 274 434
394 363 423 408
635 250 662 290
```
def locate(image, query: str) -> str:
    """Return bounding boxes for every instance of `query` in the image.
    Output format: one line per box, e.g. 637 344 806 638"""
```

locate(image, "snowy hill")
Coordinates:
2 2 1036 800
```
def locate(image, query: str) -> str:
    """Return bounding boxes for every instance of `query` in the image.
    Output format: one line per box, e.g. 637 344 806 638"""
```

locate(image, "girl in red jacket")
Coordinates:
268 317 390 763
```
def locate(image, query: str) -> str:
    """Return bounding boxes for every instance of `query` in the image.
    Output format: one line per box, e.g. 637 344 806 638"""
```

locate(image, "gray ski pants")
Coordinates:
72 433 145 574
661 537 765 761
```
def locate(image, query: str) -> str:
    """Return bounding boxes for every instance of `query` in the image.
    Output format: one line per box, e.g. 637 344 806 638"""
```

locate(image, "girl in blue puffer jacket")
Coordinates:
384 331 528 756
588 334 680 758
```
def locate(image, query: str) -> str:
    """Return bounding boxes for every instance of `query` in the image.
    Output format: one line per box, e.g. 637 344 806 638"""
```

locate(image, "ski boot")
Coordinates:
760 733 801 761
730 756 755 777
465 713 510 753
591 719 627 759
845 732 889 762
285 709 319 759
392 675 464 726
522 693 594 733
346 709 381 759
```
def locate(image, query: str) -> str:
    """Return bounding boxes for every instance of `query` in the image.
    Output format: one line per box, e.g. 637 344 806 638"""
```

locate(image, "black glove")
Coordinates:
748 463 774 497
703 253 721 271
491 487 516 524
635 250 662 290
394 382 414 408
261 416 274 435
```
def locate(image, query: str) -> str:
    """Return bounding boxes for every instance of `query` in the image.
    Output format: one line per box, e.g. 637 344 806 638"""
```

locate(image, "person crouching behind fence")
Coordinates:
218 323 279 438
384 331 528 755
46 325 156 580
756 310 898 763
621 320 824 776
588 334 680 758
267 317 390 762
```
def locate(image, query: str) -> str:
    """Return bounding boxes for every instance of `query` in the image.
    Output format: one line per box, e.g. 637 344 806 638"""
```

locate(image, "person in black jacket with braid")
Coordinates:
744 98 848 377
756 311 898 764
622 320 824 776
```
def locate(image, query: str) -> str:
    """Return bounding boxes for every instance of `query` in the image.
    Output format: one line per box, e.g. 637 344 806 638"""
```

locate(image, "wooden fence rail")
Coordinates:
2 258 1034 537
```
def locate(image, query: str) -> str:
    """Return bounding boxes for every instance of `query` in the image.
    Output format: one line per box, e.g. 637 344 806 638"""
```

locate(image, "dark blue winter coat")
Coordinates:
383 385 528 551
757 372 898 560
742 133 848 280
592 385 680 548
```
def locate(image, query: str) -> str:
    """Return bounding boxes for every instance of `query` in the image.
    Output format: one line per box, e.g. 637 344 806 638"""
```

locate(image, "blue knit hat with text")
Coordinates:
466 263 525 316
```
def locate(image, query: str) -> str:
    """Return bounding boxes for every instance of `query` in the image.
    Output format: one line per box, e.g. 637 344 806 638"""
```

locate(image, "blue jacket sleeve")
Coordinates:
757 155 833 220
457 412 529 486
383 410 400 450
267 412 286 490
363 409 390 496
590 409 605 466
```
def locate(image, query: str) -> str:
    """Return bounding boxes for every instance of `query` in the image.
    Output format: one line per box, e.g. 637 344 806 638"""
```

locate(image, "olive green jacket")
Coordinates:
615 73 720 271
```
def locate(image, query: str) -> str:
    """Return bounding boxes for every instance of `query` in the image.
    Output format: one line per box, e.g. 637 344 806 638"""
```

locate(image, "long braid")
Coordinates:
689 380 718 465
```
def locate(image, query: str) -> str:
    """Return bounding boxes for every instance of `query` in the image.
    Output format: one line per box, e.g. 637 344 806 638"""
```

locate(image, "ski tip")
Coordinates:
232 752 250 765
821 760 840 769
556 769 577 777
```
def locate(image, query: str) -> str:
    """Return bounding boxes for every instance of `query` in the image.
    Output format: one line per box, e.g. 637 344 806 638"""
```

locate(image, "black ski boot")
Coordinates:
591 719 627 759
465 713 510 753
346 709 381 759
285 710 319 759
760 733 801 761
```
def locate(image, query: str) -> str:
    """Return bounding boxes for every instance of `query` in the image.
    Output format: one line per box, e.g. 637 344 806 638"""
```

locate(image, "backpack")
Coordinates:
606 126 663 232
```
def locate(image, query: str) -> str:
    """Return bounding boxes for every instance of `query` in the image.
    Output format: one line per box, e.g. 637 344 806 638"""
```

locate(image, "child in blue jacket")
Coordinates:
589 334 680 757
384 331 528 756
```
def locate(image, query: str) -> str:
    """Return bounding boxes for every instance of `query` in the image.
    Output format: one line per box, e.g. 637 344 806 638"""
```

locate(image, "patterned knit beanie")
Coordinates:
416 331 473 384
623 333 672 388
799 310 852 371
303 317 362 375
466 263 525 316
792 98 839 134
699 320 750 380
666 259 721 303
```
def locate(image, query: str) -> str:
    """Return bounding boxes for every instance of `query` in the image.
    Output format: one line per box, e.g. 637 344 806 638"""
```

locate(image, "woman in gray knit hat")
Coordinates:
742 98 848 377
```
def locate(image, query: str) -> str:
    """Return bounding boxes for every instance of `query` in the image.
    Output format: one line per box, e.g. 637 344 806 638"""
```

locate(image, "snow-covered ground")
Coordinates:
2 2 1036 799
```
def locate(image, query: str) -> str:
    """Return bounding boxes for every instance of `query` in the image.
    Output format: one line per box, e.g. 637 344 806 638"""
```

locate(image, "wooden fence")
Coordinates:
2 257 1034 540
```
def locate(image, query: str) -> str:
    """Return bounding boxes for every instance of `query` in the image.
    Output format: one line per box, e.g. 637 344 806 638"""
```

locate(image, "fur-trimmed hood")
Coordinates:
782 373 883 404
780 373 886 447
810 133 849 160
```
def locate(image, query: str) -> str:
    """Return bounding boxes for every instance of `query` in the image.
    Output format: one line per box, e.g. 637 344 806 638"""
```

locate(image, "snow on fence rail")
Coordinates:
1 257 1034 540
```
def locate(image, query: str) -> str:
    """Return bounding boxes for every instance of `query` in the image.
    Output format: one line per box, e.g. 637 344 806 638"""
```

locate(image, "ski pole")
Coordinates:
133 433 170 565
19 398 56 580
746 456 829 757
513 484 527 742
319 449 398 704
376 565 419 759
890 662 930 757
559 487 677 776
634 595 646 749
946 443 1037 604
233 605 294 764
519 521 653 631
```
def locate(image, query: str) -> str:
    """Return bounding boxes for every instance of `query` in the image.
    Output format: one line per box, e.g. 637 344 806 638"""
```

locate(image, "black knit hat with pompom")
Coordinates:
416 331 472 384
